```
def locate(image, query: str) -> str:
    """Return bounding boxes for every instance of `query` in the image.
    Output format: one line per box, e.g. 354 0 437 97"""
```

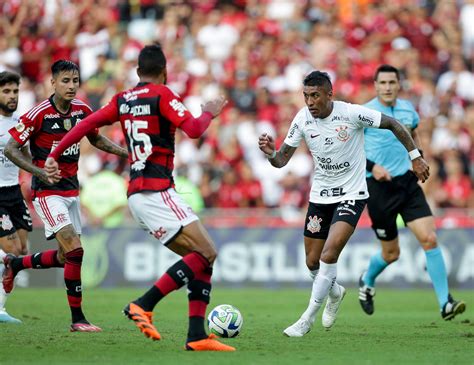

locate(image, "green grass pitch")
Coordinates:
1 288 473 365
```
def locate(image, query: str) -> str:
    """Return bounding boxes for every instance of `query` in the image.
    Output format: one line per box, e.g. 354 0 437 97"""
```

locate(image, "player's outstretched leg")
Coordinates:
358 273 375 315
2 250 63 293
65 248 101 332
123 251 209 341
441 294 466 321
322 283 346 329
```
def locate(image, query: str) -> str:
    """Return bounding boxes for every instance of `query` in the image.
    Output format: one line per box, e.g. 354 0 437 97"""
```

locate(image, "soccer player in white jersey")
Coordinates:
258 71 429 337
0 71 32 323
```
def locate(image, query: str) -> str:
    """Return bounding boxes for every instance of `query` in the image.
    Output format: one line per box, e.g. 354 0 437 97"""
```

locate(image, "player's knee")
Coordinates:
382 247 400 263
420 231 437 250
199 247 217 264
306 258 319 271
320 249 339 264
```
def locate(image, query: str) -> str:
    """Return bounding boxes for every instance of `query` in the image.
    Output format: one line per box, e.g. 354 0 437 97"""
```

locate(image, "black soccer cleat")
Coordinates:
441 294 466 321
358 273 375 315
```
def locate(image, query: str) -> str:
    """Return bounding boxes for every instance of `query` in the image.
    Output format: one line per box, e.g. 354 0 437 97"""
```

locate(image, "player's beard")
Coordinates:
0 101 17 114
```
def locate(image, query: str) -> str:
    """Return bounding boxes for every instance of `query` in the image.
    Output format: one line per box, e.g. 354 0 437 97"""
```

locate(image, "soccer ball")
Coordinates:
207 304 243 338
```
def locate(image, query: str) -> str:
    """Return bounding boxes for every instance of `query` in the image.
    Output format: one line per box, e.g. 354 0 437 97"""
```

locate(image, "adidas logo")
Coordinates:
52 123 60 129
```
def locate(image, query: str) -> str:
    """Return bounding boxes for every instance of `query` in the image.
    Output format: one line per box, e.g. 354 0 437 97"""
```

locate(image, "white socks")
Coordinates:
0 263 7 311
309 265 341 299
302 261 338 323
0 249 6 260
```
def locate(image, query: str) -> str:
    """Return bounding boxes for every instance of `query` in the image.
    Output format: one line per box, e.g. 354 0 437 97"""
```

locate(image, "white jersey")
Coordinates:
0 113 20 187
284 101 382 204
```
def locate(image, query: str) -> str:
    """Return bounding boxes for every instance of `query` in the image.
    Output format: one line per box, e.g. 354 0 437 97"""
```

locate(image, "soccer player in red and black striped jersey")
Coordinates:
45 45 235 351
3 60 128 332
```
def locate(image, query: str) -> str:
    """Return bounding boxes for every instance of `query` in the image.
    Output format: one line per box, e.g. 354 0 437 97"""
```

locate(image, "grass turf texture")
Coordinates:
1 288 473 365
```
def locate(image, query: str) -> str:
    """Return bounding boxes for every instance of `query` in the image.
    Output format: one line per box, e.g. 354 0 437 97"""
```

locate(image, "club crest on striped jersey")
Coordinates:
63 119 72 130
15 122 25 132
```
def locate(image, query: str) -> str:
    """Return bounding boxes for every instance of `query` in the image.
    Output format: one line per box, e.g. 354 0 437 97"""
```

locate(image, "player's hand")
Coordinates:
372 164 392 181
202 96 227 118
412 157 430 183
258 133 276 156
44 157 62 184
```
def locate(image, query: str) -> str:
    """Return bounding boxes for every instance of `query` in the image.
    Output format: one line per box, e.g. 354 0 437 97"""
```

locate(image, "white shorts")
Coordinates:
32 196 82 239
128 188 199 245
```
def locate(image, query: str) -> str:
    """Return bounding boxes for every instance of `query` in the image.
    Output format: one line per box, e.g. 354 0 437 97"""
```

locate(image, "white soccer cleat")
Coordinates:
322 285 346 329
283 318 312 337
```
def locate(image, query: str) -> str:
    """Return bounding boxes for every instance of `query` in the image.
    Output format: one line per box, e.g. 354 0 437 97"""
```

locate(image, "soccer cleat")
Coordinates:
185 333 235 351
0 311 22 324
2 254 18 294
123 302 161 340
70 321 102 332
441 294 466 321
283 318 312 337
358 274 375 315
322 285 346 329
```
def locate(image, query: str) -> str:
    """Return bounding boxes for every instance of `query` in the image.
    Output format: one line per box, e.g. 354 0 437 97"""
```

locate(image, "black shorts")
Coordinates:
304 199 367 240
0 185 33 238
367 170 432 241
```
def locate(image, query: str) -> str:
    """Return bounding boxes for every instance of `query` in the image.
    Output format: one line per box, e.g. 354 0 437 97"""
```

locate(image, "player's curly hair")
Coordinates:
138 43 167 77
0 71 20 87
303 71 332 91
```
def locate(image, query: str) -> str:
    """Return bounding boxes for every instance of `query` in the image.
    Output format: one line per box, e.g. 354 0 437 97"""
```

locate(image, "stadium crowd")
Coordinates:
0 0 472 223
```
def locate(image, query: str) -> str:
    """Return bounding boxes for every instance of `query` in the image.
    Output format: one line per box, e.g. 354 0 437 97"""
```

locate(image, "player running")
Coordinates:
0 71 32 324
3 60 128 332
44 44 235 351
258 71 429 337
359 64 466 320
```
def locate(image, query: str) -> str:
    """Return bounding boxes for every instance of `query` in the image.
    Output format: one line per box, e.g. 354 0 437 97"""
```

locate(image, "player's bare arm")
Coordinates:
258 133 296 168
379 114 430 182
4 137 60 184
87 133 128 159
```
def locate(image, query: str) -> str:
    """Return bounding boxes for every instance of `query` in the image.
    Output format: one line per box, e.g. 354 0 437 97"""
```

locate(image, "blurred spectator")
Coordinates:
0 0 471 214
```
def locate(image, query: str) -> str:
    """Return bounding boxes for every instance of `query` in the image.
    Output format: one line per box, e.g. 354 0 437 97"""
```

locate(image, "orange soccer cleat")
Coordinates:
185 334 236 352
123 302 161 341
2 254 18 293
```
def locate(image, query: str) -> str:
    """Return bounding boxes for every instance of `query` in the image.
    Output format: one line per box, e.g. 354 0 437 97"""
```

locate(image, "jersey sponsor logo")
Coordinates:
324 137 333 145
70 110 84 117
331 115 350 122
306 215 322 233
63 119 72 131
336 125 350 142
320 187 346 197
169 99 187 117
316 156 350 172
130 104 151 117
18 126 34 141
119 104 130 114
123 88 149 101
44 113 60 119
358 114 374 126
288 123 299 138
0 214 13 231
51 141 80 156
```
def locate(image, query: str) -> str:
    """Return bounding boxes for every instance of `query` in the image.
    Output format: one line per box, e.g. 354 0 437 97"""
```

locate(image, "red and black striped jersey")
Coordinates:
8 96 96 198
73 83 192 196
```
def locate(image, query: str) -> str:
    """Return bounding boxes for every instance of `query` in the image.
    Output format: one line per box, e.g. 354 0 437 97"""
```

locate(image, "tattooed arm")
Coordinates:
379 114 430 182
4 138 59 184
258 133 297 168
87 133 128 159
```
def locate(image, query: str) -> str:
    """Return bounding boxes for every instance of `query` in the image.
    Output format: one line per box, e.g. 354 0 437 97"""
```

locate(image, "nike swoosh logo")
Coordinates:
311 134 320 138
339 212 351 216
